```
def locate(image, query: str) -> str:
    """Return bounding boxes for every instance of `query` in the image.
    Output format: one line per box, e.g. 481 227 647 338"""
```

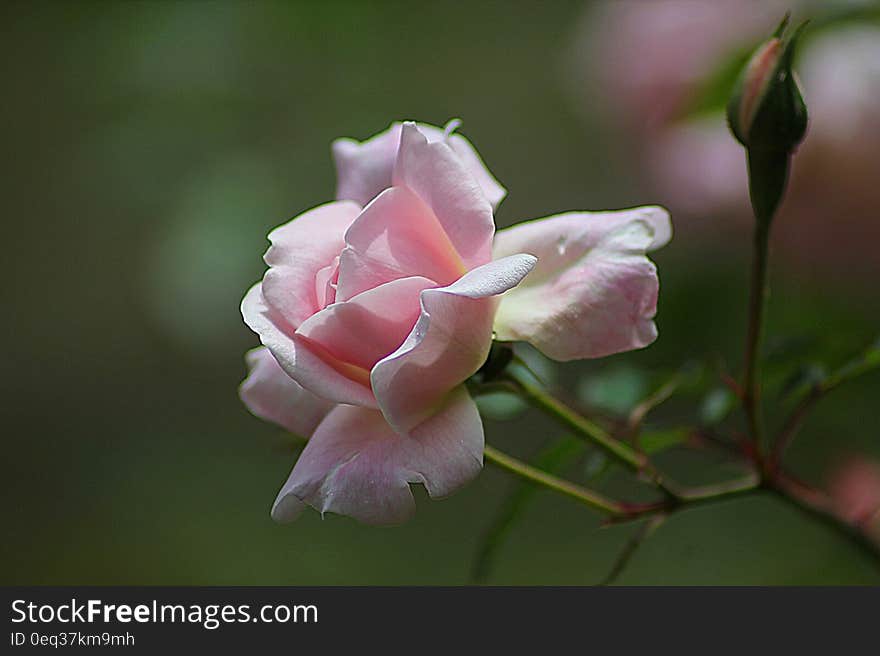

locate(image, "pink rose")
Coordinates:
241 121 670 525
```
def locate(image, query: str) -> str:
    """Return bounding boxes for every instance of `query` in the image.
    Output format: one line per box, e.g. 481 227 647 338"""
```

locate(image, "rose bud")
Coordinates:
726 14 808 224
727 13 808 154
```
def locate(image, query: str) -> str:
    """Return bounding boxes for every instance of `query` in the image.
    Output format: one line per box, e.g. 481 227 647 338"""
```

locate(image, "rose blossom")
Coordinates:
240 121 670 525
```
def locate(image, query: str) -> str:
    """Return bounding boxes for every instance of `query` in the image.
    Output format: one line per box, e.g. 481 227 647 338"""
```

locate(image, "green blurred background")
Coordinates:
2 0 878 585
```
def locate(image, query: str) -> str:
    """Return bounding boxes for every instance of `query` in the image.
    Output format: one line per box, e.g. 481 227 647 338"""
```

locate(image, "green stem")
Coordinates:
605 474 762 526
483 444 626 516
624 372 683 439
479 374 880 567
485 437 880 567
671 471 762 503
768 387 819 470
747 149 790 225
501 367 660 481
599 513 667 586
770 337 880 469
742 215 771 459
767 473 880 566
482 437 763 528
742 148 793 459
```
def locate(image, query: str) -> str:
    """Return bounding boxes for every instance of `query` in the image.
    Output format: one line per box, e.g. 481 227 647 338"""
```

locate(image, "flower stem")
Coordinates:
598 513 667 586
604 474 762 526
670 471 762 503
501 366 677 497
770 337 880 469
768 387 819 471
479 373 880 567
742 217 771 459
767 473 880 566
502 368 646 471
484 441 760 525
483 444 626 516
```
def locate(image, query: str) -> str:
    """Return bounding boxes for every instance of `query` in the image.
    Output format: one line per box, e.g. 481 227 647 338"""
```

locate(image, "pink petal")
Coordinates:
261 201 361 329
335 187 465 301
392 122 495 270
272 386 484 525
241 283 377 407
239 347 334 437
417 122 507 210
332 127 401 209
492 207 671 361
371 254 537 434
332 121 506 210
313 257 340 309
296 276 436 372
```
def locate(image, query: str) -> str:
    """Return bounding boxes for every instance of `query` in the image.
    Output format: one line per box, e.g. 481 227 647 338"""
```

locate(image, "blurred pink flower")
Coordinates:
828 457 880 529
587 0 780 135
578 2 880 279
240 121 670 524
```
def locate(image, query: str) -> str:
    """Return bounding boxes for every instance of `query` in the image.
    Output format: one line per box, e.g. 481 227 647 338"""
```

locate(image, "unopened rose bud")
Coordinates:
727 14 809 225
727 14 808 153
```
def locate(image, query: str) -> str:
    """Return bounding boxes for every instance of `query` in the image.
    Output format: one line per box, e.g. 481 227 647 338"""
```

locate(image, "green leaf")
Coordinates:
475 391 527 421
681 5 880 123
512 343 558 386
674 361 708 394
700 387 736 426
778 362 828 401
577 365 648 416
763 334 820 367
582 450 610 481
826 336 880 388
681 47 754 121
640 428 689 455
